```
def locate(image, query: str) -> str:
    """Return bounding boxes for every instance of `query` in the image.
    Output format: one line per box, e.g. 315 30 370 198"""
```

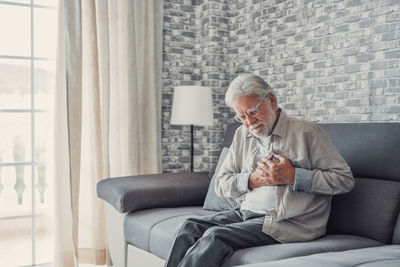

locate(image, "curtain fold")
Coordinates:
54 0 163 266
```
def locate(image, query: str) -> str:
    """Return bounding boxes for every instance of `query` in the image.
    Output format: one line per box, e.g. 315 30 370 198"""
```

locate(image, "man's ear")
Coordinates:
267 93 278 111
268 93 277 104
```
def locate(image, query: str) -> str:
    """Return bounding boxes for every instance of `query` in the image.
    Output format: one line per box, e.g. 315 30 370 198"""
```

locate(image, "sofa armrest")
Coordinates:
97 172 210 213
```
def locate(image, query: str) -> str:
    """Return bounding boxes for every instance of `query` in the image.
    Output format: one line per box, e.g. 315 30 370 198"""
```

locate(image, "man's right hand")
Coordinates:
249 171 264 189
248 166 274 189
248 154 296 189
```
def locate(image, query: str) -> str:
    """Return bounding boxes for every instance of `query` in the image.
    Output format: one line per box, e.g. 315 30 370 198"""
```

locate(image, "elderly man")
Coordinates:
164 74 354 267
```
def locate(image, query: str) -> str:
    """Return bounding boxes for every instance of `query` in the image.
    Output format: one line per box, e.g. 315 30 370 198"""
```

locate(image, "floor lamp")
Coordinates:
170 86 213 172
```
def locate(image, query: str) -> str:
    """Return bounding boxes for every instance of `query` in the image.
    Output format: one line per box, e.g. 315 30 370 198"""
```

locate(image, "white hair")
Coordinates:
225 74 273 107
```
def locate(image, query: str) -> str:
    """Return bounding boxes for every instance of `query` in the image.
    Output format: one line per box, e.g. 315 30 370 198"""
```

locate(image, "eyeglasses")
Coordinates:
234 95 270 123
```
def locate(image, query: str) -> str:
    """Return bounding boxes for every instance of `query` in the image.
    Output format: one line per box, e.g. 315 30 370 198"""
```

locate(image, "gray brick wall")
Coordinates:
163 0 233 173
162 0 400 173
162 0 199 172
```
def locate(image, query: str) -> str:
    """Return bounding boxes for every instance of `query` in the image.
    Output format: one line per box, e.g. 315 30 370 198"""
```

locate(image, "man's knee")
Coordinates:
203 226 230 241
181 217 199 228
193 227 234 256
177 218 203 235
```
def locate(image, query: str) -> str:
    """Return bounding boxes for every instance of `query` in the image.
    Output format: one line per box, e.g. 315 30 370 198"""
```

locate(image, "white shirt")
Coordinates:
240 136 278 214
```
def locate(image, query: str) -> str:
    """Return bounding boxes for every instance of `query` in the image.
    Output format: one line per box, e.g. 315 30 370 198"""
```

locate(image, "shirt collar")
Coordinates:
246 108 287 139
271 108 287 138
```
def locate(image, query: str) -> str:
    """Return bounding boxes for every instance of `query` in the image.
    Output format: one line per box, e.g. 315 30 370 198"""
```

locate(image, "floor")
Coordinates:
0 215 53 267
20 265 106 267
0 217 108 267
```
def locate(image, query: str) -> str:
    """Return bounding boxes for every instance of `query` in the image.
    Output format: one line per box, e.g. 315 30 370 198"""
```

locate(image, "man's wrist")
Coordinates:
294 168 313 192
236 172 252 194
248 171 258 190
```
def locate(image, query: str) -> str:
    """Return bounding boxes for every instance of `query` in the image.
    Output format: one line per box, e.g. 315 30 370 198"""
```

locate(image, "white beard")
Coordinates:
250 107 277 138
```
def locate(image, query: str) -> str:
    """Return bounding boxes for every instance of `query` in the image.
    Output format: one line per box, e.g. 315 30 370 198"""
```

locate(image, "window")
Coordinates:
0 1 58 266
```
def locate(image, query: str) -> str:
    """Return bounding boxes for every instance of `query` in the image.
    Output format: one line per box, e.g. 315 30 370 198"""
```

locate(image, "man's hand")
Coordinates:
248 154 295 189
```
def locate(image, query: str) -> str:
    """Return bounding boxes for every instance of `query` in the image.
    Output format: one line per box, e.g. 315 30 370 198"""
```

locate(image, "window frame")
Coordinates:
0 1 57 266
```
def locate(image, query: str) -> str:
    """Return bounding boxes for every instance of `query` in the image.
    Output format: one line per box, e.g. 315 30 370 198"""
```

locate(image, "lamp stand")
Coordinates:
190 124 194 172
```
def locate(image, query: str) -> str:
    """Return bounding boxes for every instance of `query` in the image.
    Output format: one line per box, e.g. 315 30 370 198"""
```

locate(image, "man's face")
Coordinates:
233 94 278 137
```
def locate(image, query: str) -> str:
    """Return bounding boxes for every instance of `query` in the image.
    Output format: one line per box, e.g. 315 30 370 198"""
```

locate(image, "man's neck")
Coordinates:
267 108 281 137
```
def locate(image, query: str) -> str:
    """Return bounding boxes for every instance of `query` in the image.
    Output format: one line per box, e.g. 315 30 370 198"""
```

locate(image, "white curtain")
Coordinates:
54 0 163 266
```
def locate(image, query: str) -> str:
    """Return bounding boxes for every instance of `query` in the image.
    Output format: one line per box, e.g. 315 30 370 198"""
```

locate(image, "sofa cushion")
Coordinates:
327 177 400 244
124 206 216 259
237 245 400 267
209 123 400 183
221 235 383 267
208 122 241 179
124 207 383 264
319 123 400 182
203 147 237 211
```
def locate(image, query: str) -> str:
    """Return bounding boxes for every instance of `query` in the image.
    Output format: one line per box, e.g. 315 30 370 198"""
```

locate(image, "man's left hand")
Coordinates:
257 154 295 185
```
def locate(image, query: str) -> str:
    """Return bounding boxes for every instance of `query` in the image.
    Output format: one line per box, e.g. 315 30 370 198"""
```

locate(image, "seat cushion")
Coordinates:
125 207 383 264
221 234 383 267
124 206 216 259
238 245 400 267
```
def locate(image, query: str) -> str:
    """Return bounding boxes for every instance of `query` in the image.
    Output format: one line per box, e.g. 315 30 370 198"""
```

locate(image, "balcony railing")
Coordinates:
0 134 52 266
0 135 47 208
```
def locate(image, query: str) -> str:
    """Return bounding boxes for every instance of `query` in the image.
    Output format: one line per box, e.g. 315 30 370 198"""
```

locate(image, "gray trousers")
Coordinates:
164 208 279 267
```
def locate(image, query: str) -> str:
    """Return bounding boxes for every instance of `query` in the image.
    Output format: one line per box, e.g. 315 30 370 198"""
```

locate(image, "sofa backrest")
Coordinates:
319 123 400 182
215 122 400 244
321 123 400 245
221 122 241 148
208 122 241 179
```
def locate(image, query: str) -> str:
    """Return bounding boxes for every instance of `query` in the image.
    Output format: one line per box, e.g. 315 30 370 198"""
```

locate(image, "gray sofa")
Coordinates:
97 122 400 267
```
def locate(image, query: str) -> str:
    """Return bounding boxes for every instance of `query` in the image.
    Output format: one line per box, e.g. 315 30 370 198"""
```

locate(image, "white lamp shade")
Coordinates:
170 86 213 126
